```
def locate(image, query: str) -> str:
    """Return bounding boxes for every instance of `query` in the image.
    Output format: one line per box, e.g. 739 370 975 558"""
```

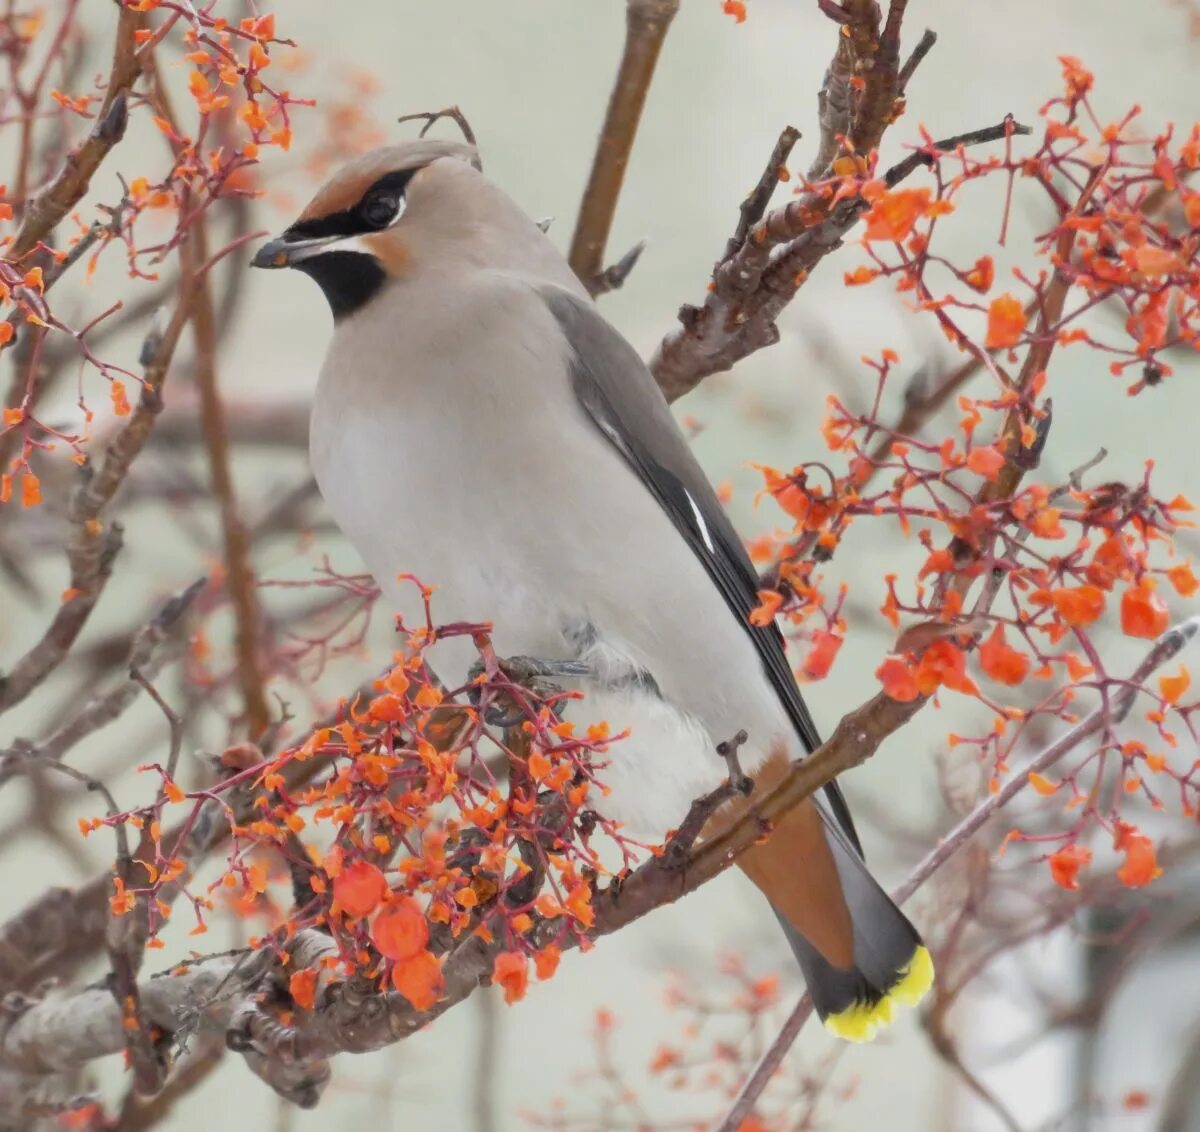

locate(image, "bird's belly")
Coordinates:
312 422 573 667
310 345 795 841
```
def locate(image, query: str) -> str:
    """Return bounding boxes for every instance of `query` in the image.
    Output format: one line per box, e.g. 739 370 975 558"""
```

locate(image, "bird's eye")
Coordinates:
360 191 401 230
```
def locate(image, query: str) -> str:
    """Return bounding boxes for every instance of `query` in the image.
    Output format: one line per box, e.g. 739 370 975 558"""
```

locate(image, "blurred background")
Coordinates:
2 1 1199 1129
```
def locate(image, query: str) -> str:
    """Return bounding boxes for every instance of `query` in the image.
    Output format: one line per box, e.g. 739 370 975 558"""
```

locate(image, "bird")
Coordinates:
252 138 933 1041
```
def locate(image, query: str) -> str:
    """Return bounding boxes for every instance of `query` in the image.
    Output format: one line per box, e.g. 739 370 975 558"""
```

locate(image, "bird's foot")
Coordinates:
467 655 591 728
497 655 592 684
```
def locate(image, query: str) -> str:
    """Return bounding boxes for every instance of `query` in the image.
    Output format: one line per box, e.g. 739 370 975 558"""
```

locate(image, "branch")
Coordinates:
116 1036 225 1132
0 699 467 996
396 106 478 149
188 238 270 739
206 694 926 1102
892 615 1200 906
713 998 815 1132
650 107 1028 401
150 398 310 450
147 57 270 739
4 7 141 262
0 274 198 717
714 617 1200 1131
808 0 900 180
0 951 264 1076
0 579 202 788
568 0 680 295
0 675 921 1102
897 28 937 92
13 606 1193 1106
729 126 802 254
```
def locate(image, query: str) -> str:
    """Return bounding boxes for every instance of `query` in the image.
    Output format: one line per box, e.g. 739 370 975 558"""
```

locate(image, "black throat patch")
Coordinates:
293 251 387 321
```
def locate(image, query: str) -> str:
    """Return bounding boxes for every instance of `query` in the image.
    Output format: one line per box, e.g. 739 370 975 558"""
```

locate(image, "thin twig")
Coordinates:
589 239 647 297
0 578 202 787
396 106 478 148
0 218 248 716
729 125 801 254
116 1036 225 1132
884 118 1031 187
898 28 937 91
713 998 814 1132
893 616 1200 905
0 290 197 716
132 668 185 786
568 0 680 295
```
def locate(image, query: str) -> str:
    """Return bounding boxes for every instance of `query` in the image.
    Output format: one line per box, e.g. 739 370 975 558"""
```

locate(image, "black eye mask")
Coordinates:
285 168 418 241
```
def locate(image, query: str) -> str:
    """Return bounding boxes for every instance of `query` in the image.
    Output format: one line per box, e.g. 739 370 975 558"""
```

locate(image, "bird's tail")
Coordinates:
738 796 933 1043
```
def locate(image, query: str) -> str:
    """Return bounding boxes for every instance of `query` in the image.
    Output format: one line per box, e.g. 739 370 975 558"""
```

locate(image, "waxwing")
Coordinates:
253 139 933 1040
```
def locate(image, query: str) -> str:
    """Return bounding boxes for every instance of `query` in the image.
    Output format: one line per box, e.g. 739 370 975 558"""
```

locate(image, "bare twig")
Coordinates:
713 998 815 1132
898 28 937 91
729 126 801 254
925 997 1023 1132
396 106 478 148
568 0 680 295
1160 1024 1200 1132
589 239 647 298
132 668 185 787
116 1036 225 1132
0 579 202 788
187 253 270 739
883 118 1029 187
150 399 310 450
0 951 265 1076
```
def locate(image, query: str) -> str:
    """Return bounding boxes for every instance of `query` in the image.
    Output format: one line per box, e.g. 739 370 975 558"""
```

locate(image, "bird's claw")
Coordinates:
467 655 591 728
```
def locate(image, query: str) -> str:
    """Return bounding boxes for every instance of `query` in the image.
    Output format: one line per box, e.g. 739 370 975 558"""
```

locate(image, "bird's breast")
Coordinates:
308 274 602 664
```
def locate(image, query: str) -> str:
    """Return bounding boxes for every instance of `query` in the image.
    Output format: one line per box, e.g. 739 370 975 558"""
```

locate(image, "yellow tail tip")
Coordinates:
822 946 935 1044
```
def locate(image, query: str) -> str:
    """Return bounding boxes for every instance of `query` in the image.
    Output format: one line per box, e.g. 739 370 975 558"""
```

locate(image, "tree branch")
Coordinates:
4 7 141 262
568 0 680 295
651 98 1027 402
713 616 1200 1131
0 284 198 716
0 579 202 788
0 951 264 1076
8 608 1197 1106
146 57 270 741
0 678 923 1102
729 126 802 254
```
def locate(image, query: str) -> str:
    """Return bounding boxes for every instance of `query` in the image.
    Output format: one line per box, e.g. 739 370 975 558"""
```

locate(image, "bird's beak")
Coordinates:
251 233 340 269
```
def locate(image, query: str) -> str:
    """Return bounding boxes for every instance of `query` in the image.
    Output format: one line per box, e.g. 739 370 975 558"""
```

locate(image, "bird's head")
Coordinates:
251 139 482 319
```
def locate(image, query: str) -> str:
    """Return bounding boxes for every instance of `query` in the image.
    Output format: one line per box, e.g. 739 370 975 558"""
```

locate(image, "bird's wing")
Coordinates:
539 285 862 853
